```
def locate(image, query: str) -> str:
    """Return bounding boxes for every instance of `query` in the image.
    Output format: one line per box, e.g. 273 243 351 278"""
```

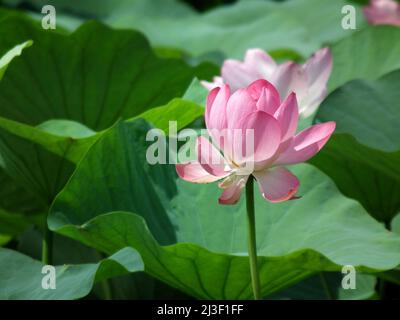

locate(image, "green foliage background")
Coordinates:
0 0 399 300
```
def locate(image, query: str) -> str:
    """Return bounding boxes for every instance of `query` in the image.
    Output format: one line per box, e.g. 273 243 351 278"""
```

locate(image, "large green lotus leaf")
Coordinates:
16 228 190 299
0 167 45 215
2 0 194 21
49 120 400 299
0 40 32 79
4 0 364 59
129 98 204 136
0 210 39 236
0 98 203 205
329 26 400 92
0 247 144 299
0 41 52 212
0 18 215 127
183 78 208 106
0 168 45 236
378 213 400 286
106 0 365 59
311 70 400 223
0 98 204 165
0 16 214 201
0 117 98 165
0 126 76 203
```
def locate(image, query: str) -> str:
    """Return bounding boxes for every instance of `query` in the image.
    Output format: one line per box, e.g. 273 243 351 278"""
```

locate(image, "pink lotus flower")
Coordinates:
176 80 335 204
201 48 332 118
363 0 400 26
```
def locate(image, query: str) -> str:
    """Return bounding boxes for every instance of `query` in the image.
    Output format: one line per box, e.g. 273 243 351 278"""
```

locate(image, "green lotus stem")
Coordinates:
41 224 53 265
379 221 391 300
100 278 113 300
378 278 387 300
245 176 261 300
98 252 113 300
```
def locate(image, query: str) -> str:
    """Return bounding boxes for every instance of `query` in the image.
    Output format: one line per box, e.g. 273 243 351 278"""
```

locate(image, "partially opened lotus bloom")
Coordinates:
201 48 332 118
363 0 400 26
176 80 335 204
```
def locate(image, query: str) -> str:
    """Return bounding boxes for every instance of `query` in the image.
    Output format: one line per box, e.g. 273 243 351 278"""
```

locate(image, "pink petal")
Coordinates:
226 88 257 129
176 162 222 184
247 79 281 114
205 84 230 136
274 92 299 142
230 111 281 166
274 122 336 166
218 175 248 205
301 48 332 116
299 87 327 118
253 167 299 203
363 0 400 26
205 86 220 125
176 136 231 183
201 76 224 91
244 48 277 79
304 48 332 89
221 60 258 91
197 136 228 177
220 49 279 92
272 62 307 102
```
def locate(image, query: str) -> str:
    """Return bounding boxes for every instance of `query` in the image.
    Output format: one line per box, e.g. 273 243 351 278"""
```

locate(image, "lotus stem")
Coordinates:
100 278 113 300
379 221 392 300
99 252 114 300
41 224 53 265
245 176 261 300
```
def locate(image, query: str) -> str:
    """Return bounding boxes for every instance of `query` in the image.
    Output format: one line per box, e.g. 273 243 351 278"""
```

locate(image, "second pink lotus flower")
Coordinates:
363 0 400 26
177 79 335 205
202 48 332 118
